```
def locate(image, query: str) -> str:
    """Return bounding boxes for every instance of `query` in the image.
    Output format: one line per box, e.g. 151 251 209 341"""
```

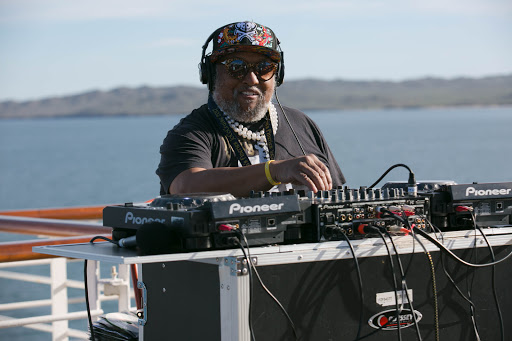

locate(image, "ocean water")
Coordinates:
1 106 511 211
0 106 511 340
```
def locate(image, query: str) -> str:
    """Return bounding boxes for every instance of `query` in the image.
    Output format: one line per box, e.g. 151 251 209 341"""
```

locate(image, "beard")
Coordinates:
212 82 273 123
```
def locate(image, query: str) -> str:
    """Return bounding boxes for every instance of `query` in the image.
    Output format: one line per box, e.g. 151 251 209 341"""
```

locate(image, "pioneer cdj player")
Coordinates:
104 191 311 251
429 182 512 230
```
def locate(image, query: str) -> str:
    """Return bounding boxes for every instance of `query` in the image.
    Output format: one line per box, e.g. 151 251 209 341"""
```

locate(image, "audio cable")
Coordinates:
84 259 95 341
377 209 437 340
353 225 403 341
424 216 505 341
368 214 423 340
382 228 423 340
234 229 299 340
84 235 122 341
232 237 256 341
368 163 417 197
90 235 117 245
413 226 512 268
386 208 507 340
466 225 481 340
427 219 481 339
375 228 403 341
425 251 440 341
473 216 504 341
339 231 365 340
410 230 440 341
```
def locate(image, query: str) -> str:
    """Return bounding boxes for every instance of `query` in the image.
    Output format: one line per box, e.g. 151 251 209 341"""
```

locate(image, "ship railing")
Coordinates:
0 206 137 341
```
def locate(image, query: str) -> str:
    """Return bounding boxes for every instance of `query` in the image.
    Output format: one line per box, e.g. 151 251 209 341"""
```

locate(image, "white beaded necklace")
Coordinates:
222 103 279 161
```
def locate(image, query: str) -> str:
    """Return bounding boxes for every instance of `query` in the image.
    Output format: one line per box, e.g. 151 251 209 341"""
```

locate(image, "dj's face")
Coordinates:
213 52 276 123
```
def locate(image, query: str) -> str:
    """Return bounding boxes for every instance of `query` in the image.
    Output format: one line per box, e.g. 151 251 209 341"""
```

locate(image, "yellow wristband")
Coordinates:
265 160 281 186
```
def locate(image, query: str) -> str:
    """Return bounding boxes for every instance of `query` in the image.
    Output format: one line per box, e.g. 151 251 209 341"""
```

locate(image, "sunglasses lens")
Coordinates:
257 61 277 81
226 60 247 79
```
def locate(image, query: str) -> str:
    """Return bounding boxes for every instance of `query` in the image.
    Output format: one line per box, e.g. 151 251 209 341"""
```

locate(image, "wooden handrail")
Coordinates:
0 215 113 262
0 205 109 220
0 215 111 237
0 235 111 263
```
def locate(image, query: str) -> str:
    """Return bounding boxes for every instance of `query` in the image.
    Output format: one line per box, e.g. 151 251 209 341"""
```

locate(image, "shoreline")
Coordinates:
1 104 511 121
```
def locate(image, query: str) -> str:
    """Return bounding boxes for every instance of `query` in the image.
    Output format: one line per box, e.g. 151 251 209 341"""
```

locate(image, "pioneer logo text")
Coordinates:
465 187 511 197
125 212 165 225
229 203 284 215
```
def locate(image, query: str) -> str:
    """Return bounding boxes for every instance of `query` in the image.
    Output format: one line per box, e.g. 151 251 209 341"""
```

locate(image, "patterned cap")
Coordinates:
210 21 281 63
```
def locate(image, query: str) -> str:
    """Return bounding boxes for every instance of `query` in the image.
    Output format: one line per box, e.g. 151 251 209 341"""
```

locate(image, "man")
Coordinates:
156 21 345 197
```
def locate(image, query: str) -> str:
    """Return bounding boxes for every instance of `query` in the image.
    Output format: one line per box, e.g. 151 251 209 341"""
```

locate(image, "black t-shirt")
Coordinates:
156 103 345 195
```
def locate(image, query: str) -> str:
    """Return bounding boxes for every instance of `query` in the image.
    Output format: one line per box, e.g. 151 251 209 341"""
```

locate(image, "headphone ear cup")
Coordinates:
276 52 285 86
200 58 208 85
276 62 285 86
203 56 215 91
199 56 215 90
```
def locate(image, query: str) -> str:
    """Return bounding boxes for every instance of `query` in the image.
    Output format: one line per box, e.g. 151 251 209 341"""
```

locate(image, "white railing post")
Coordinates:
50 257 68 341
86 260 101 321
117 265 132 312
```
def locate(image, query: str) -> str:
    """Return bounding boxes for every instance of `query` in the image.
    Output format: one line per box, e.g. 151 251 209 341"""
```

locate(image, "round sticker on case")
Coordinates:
368 308 422 330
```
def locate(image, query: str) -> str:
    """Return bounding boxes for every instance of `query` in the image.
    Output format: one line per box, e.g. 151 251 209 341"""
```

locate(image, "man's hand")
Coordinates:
270 154 333 192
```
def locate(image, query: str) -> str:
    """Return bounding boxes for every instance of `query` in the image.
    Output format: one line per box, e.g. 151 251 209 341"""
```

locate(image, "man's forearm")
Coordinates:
170 164 274 197
170 155 333 197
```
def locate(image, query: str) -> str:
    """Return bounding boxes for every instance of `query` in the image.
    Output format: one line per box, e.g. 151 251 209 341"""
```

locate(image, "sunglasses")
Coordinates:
220 58 278 82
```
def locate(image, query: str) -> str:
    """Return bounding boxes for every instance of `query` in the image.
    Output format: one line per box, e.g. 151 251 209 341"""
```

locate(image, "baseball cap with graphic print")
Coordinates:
209 21 281 63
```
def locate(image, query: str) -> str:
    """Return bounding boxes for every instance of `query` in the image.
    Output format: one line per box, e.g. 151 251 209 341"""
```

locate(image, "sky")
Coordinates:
0 0 511 101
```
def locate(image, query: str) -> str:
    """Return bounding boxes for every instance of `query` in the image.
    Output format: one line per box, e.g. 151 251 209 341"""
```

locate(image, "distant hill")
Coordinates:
1 75 511 119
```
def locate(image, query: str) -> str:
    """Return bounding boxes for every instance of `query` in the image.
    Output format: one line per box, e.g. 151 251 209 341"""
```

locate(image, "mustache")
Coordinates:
236 86 263 97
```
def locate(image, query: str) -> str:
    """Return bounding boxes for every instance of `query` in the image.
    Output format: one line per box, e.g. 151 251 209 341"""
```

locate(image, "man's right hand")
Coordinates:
269 154 333 193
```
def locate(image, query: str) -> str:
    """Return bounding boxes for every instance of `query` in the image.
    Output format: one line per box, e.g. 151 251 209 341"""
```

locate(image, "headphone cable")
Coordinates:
274 88 306 156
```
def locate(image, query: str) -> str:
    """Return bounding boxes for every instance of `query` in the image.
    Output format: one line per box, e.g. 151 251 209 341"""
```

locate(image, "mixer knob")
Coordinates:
359 187 367 200
353 189 360 201
330 190 338 201
367 188 375 200
345 190 353 201
334 189 342 202
338 189 345 202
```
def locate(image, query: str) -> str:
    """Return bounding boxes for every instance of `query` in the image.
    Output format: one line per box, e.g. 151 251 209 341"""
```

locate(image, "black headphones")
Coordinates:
199 23 285 91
